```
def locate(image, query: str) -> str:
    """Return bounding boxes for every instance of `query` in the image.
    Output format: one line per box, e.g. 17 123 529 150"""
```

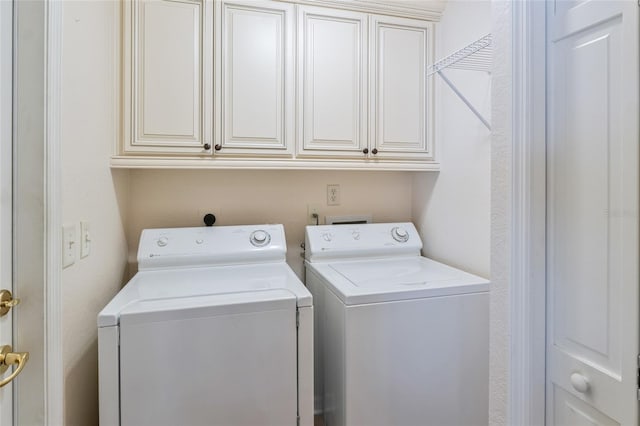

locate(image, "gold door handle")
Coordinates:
0 290 20 317
0 345 29 388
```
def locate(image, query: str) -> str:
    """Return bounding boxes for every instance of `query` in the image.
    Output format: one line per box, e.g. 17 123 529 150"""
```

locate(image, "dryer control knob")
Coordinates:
157 237 169 247
391 227 409 243
250 230 271 247
322 232 333 242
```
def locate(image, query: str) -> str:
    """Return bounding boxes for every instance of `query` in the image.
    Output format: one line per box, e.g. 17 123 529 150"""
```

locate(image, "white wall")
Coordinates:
412 0 491 278
60 2 129 425
127 170 414 278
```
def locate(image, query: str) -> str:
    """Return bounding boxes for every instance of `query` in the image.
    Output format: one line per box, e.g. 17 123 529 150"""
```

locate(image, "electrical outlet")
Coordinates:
327 184 340 206
307 204 321 225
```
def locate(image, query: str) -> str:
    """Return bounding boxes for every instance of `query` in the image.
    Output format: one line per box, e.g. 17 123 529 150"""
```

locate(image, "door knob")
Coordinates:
0 345 29 388
0 290 19 317
570 372 589 393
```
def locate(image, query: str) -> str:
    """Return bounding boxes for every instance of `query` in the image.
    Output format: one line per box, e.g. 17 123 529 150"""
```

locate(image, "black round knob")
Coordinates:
203 143 211 150
214 144 222 151
363 148 369 154
203 213 216 227
372 148 378 155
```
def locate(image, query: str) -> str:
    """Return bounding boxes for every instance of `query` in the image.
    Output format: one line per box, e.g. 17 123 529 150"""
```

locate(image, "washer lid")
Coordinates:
98 263 311 327
309 257 489 305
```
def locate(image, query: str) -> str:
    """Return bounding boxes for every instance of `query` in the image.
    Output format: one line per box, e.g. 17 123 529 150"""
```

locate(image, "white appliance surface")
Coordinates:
311 256 489 305
304 222 423 262
304 222 489 426
98 262 312 327
98 224 313 426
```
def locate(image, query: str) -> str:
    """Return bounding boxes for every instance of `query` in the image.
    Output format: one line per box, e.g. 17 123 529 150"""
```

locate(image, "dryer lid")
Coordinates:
118 290 297 327
98 263 312 327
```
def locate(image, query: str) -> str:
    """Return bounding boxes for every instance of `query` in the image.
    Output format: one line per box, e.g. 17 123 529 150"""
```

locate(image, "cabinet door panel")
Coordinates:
218 1 294 156
370 15 433 159
298 7 367 157
123 0 211 154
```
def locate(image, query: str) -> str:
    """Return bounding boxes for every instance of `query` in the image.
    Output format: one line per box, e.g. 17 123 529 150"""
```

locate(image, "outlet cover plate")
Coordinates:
327 184 340 206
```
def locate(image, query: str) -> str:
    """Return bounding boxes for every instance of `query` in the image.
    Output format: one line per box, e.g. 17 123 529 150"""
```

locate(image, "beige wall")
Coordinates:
61 2 129 425
127 169 414 277
412 0 492 278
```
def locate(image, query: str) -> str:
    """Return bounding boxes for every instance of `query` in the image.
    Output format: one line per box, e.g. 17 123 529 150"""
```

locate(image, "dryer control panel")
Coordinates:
305 222 422 262
138 224 286 270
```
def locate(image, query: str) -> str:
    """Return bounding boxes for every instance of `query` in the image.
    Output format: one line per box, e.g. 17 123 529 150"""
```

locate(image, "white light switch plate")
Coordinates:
62 224 76 268
80 221 90 258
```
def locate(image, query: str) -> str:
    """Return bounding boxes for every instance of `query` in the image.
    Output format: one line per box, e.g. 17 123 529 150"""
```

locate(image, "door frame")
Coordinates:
7 0 63 424
507 1 547 424
44 0 63 424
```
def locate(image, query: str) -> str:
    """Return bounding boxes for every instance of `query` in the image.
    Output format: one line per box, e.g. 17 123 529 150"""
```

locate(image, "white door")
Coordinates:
0 0 13 423
547 1 639 425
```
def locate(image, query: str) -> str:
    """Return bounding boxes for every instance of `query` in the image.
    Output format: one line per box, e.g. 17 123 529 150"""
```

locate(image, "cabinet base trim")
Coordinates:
110 156 440 171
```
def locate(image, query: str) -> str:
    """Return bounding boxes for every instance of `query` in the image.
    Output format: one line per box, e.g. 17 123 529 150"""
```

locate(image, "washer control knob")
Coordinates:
322 232 333 242
250 230 271 247
391 227 409 243
352 231 360 240
157 237 169 247
195 238 204 244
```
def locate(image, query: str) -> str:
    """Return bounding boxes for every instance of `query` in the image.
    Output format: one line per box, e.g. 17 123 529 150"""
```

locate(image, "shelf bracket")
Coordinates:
437 70 491 131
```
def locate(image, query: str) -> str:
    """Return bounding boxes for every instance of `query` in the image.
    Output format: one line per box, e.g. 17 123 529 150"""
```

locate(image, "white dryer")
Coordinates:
305 222 489 426
98 224 313 426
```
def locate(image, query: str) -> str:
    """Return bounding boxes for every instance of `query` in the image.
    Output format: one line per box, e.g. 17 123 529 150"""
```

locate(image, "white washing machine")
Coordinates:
98 224 313 426
305 222 489 426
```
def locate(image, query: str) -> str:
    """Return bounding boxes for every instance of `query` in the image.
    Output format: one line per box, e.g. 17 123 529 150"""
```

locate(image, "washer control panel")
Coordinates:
138 224 286 270
305 222 422 262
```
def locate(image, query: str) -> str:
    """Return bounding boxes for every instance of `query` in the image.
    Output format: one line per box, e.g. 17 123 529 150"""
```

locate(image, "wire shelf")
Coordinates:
428 34 492 76
426 34 493 130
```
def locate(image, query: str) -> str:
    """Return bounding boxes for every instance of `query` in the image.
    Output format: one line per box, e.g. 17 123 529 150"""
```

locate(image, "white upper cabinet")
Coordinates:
116 0 439 170
215 1 294 156
370 15 434 160
122 0 213 154
297 6 368 158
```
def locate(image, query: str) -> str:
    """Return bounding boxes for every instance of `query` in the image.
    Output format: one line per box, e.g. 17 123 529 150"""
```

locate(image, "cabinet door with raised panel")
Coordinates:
297 6 368 158
215 0 294 157
122 0 212 155
370 15 434 160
